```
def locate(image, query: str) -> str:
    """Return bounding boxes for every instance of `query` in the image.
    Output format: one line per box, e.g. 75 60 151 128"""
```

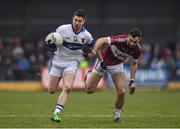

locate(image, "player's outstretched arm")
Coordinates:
129 59 138 94
92 37 109 54
85 37 109 60
130 59 138 80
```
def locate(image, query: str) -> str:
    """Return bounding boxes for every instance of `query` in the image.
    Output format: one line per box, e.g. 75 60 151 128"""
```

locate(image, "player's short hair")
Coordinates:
128 28 142 38
73 9 86 20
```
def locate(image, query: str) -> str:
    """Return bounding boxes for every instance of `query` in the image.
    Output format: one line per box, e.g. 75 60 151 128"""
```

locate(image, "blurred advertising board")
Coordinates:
41 67 104 90
105 67 168 88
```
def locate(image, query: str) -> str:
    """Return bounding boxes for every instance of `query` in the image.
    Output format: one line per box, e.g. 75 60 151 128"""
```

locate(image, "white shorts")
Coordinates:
49 57 79 77
92 59 124 76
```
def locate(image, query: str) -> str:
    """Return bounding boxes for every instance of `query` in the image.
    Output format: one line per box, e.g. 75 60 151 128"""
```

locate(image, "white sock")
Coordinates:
54 108 61 114
54 104 64 114
114 108 121 117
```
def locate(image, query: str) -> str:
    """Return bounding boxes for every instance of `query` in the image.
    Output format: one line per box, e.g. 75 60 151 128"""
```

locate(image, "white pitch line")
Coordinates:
0 114 179 118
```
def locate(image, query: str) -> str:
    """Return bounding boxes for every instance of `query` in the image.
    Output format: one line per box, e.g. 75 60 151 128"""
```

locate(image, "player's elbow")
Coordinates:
48 87 56 94
97 37 108 45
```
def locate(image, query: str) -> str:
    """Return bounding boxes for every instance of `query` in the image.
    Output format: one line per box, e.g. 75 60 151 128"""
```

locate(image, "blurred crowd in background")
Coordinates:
0 36 180 81
1 0 180 82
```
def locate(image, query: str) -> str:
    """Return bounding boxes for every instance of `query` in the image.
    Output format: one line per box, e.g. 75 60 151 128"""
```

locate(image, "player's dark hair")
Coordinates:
73 9 86 20
128 28 142 38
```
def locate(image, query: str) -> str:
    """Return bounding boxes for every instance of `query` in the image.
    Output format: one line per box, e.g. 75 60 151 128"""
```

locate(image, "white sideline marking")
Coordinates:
0 114 179 118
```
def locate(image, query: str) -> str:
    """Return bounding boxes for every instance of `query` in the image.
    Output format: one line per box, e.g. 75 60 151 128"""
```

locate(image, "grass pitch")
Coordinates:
0 89 180 128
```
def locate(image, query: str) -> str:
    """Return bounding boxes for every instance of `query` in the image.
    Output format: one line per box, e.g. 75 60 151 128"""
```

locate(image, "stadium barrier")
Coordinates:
0 81 41 91
168 82 180 90
105 67 169 88
1 67 180 91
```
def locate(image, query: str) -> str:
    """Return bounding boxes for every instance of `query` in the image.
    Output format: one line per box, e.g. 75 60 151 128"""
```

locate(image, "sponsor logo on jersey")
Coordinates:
111 45 129 60
113 38 127 42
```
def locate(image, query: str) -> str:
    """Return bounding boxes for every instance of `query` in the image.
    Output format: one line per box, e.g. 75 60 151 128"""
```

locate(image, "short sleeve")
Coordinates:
56 25 66 34
107 37 111 44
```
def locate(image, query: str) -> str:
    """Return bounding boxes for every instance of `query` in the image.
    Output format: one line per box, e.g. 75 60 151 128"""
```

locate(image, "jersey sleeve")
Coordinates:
107 37 111 44
56 25 66 35
85 31 95 48
109 35 127 45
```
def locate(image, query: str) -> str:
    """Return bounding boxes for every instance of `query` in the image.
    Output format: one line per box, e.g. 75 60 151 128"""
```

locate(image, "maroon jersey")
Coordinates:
101 35 141 66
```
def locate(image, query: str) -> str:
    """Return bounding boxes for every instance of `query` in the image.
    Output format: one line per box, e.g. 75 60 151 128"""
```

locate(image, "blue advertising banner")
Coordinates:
105 67 168 88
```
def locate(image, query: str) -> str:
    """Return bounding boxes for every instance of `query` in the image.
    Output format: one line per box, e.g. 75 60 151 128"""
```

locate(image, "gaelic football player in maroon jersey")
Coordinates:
85 28 142 122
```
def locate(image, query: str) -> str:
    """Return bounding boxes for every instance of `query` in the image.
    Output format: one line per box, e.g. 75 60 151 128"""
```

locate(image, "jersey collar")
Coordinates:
71 24 85 35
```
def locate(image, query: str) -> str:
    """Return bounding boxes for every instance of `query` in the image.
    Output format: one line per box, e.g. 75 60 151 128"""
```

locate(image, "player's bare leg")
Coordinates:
48 75 62 122
58 73 75 105
51 73 75 122
85 72 102 94
48 75 61 94
111 72 126 122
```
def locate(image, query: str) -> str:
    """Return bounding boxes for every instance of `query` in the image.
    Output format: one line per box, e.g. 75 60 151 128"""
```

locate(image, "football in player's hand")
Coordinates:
45 32 63 47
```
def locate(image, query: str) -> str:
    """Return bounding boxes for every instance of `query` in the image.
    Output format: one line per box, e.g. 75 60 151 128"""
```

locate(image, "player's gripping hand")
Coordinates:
45 33 56 49
82 51 96 60
45 40 56 49
87 50 96 59
129 79 135 94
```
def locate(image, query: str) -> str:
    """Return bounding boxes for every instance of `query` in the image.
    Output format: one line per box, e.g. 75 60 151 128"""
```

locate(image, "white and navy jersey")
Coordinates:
54 24 93 62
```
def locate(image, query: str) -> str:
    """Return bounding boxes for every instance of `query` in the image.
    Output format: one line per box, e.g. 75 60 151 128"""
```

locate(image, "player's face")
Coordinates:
72 15 85 32
127 35 141 47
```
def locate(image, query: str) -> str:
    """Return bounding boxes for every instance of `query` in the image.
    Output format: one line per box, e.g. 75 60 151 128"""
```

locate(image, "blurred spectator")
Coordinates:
175 43 180 80
12 56 31 80
150 54 166 69
139 44 152 68
165 48 176 80
150 44 166 69
3 57 14 80
13 43 24 60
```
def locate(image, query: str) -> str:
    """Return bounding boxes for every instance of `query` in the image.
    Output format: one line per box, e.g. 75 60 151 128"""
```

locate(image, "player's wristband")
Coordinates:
129 79 135 87
130 79 135 82
91 50 96 56
87 50 96 59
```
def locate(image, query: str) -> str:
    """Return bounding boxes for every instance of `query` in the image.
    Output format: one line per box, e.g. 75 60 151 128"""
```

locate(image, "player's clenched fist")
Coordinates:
87 50 96 59
129 79 135 94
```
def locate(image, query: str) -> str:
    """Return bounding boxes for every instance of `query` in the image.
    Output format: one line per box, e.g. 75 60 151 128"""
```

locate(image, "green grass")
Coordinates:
0 89 180 128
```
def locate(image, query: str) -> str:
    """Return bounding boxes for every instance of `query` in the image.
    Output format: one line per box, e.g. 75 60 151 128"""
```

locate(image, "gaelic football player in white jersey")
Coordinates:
45 9 94 123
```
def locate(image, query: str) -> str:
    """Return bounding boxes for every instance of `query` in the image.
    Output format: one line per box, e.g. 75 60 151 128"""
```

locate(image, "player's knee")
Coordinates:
48 87 56 94
47 83 57 94
117 88 126 95
63 86 72 94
